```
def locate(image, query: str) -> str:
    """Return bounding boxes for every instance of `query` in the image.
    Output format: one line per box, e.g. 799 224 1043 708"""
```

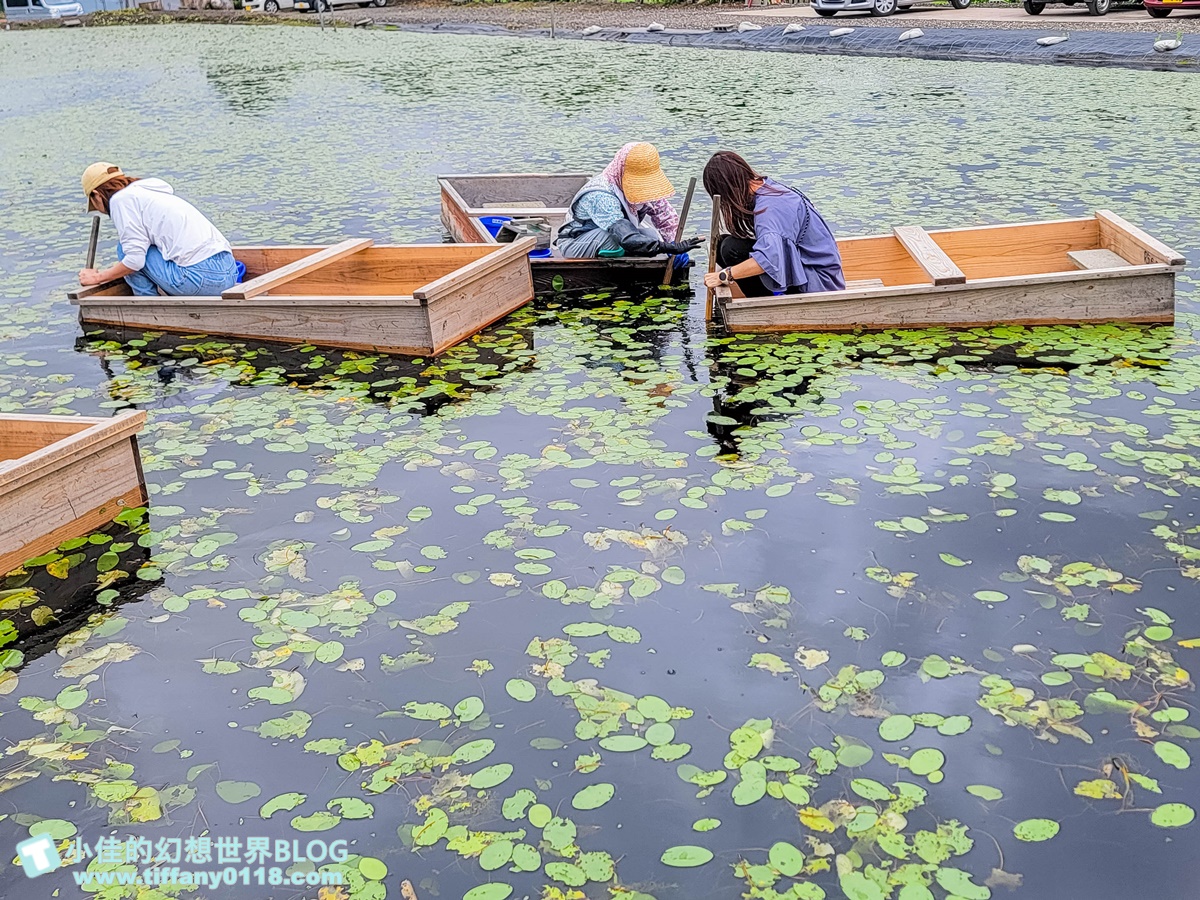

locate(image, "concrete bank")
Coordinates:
383 18 1198 72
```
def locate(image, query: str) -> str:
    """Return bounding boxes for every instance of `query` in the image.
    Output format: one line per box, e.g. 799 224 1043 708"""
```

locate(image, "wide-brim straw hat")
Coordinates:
82 162 125 212
622 143 674 205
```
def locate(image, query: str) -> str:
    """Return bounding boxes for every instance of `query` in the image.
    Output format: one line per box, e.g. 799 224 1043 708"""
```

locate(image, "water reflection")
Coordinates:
78 320 539 415
2 519 156 668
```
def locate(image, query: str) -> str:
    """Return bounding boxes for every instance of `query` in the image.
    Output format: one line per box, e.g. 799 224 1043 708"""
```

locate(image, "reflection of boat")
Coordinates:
70 240 536 357
0 412 147 575
79 318 539 416
716 212 1184 332
438 173 692 293
1 517 156 663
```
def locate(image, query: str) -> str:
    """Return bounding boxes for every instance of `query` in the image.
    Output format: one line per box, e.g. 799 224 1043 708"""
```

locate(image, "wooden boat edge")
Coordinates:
722 261 1180 313
0 412 148 574
0 411 146 494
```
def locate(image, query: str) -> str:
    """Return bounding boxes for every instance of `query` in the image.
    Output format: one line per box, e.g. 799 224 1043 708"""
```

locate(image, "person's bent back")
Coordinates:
77 163 239 298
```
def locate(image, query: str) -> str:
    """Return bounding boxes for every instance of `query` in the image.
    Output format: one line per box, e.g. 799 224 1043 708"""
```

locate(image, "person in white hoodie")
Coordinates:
78 163 239 297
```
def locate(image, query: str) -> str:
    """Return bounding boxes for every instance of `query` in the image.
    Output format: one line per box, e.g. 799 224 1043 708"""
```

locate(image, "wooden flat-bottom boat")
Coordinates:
70 239 536 357
439 173 691 293
716 211 1185 332
0 412 147 576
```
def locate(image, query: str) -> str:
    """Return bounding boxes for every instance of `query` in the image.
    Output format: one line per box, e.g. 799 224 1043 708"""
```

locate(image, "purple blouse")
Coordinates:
750 178 845 294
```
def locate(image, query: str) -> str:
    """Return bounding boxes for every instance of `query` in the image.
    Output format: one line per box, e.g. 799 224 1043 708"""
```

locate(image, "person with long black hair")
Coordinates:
701 151 844 298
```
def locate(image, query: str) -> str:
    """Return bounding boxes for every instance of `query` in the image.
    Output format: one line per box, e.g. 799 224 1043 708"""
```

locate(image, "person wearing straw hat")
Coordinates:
77 163 239 297
555 143 704 259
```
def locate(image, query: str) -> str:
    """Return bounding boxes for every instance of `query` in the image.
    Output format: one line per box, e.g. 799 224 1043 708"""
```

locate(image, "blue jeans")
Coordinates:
117 243 239 297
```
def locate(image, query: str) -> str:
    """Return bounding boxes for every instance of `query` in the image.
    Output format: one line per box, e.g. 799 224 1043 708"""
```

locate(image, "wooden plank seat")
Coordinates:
893 225 966 286
1068 249 1133 270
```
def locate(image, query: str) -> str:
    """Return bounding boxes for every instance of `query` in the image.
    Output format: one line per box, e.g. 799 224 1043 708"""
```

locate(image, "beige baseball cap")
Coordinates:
82 162 124 211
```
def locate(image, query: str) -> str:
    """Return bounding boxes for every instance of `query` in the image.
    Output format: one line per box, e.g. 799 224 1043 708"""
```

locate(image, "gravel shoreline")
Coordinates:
335 1 1200 35
10 0 1194 35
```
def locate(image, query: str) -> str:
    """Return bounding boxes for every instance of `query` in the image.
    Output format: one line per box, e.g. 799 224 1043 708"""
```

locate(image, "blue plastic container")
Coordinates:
479 215 512 238
529 248 552 259
234 260 246 283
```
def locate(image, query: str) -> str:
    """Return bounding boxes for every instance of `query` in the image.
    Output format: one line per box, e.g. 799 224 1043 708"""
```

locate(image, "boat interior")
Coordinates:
835 213 1182 292
233 244 502 297
80 244 506 299
441 174 589 211
0 415 96 465
440 174 592 245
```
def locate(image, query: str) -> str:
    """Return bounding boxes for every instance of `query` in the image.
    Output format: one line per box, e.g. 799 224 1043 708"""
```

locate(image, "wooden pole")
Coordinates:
662 176 696 287
705 194 721 321
86 214 101 269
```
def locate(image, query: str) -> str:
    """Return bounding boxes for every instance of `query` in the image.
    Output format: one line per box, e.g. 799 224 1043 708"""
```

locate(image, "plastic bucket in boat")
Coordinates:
234 260 246 283
529 248 552 259
480 216 512 238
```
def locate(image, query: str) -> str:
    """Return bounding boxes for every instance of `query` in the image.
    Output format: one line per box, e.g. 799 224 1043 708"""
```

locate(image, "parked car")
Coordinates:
294 0 385 10
1144 0 1195 15
811 0 969 16
242 0 296 12
2 0 85 18
1022 0 1134 14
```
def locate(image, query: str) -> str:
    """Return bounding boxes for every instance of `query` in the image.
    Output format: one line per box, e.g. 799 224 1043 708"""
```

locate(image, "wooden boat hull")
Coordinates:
717 211 1184 333
0 412 147 576
71 242 536 357
438 173 691 293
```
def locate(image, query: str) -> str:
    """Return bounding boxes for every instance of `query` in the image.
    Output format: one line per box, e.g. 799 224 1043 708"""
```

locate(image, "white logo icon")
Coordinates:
16 834 62 878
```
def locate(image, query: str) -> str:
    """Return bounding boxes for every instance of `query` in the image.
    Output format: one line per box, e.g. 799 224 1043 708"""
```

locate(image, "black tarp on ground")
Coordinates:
389 21 1198 73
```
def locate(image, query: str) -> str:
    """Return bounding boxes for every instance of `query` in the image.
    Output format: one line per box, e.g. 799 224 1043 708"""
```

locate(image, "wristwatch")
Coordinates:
718 268 732 285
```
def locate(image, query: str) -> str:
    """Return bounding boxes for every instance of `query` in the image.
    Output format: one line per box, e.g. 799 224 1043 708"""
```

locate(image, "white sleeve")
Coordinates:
110 194 149 272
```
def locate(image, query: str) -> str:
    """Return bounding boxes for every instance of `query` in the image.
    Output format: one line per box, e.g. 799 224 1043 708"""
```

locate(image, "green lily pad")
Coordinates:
505 678 536 702
469 764 514 790
571 782 615 811
768 841 805 877
1150 803 1195 828
966 784 1003 801
879 714 915 742
463 885 513 900
290 811 340 832
259 791 306 818
660 845 714 867
1014 818 1060 842
908 748 944 777
215 780 261 804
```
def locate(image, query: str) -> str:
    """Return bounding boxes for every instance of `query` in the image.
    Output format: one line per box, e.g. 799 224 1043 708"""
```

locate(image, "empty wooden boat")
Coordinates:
715 211 1184 332
0 412 147 576
439 173 691 292
70 239 536 357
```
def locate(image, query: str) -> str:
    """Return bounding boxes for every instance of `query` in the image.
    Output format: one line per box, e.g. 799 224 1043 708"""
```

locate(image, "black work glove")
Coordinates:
607 221 705 257
659 236 704 256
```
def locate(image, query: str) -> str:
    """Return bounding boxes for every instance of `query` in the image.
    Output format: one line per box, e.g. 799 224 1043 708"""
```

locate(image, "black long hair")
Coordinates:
702 151 774 240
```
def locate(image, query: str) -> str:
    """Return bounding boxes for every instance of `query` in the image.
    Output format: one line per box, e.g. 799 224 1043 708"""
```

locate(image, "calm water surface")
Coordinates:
0 24 1198 900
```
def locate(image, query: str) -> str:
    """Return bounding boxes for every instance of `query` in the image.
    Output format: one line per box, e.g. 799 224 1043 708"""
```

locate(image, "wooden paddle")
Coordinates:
663 176 697 287
705 194 722 321
85 213 101 270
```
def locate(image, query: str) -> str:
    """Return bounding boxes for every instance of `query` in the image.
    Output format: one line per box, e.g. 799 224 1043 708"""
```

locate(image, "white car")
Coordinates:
4 0 85 18
242 0 296 11
811 0 969 15
294 0 386 11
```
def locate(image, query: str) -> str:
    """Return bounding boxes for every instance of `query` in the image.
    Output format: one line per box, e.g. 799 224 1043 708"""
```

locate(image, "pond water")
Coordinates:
1 23 1198 900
